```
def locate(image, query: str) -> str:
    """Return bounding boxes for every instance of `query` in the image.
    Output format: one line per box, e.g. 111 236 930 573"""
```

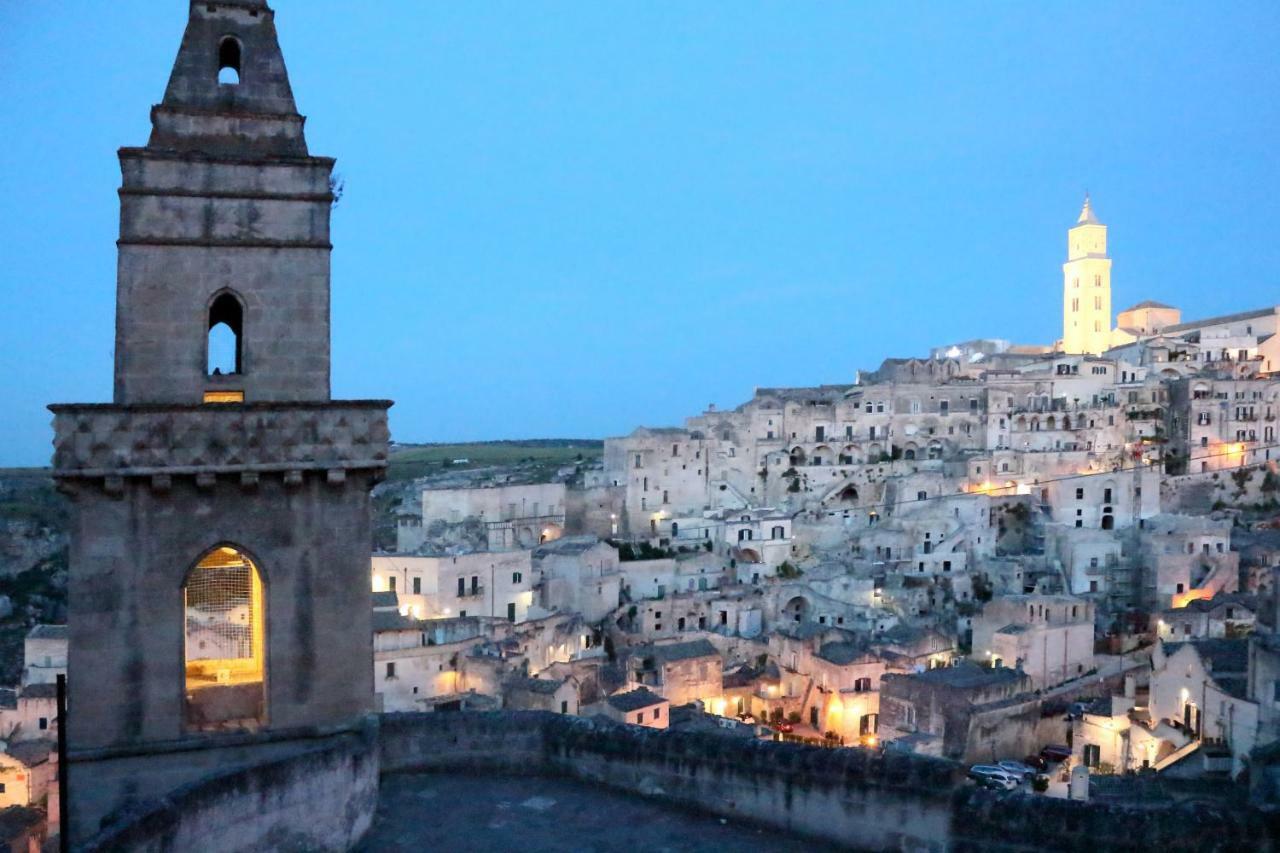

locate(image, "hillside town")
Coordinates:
374 201 1280 798
8 1 1280 849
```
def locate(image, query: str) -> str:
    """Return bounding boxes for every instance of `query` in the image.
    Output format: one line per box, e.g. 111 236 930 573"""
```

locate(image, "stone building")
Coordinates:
20 625 67 687
592 686 670 728
533 536 622 623
1157 594 1258 641
504 675 579 715
371 551 539 622
1045 525 1131 603
970 593 1096 689
398 483 566 552
879 661 1039 763
1165 375 1280 474
1146 639 1258 778
49 2 389 841
626 639 723 707
1138 514 1239 610
805 641 886 742
0 683 57 745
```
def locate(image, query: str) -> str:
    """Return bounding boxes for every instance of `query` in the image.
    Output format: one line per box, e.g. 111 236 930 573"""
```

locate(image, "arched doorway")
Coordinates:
783 595 811 623
184 544 265 731
539 522 563 544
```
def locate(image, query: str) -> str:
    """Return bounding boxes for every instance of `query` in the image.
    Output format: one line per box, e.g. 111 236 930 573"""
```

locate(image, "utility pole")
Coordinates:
56 673 68 853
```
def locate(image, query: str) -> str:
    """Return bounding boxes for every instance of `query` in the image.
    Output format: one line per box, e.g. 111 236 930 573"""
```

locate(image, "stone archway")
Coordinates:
783 595 811 623
184 544 265 731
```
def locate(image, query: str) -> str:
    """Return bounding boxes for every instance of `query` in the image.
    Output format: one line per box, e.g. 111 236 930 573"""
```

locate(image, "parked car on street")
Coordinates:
997 760 1039 780
968 765 1021 790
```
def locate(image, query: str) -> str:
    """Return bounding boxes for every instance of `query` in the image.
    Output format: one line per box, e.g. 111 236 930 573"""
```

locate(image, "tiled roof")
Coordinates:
5 740 53 767
1165 638 1248 675
1164 306 1275 334
816 641 872 666
27 625 67 642
534 536 602 556
21 683 57 700
508 677 564 696
371 611 420 633
909 661 1023 690
645 639 718 664
606 686 666 713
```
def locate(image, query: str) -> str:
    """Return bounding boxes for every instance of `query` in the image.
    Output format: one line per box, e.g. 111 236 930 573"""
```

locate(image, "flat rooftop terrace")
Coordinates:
360 771 813 852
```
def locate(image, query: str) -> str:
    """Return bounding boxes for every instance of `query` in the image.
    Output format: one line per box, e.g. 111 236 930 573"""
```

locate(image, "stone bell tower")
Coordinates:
50 1 389 841
1061 194 1113 355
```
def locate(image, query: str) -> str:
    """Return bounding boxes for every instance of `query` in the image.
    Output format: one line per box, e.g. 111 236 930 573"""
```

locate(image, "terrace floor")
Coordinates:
359 771 814 852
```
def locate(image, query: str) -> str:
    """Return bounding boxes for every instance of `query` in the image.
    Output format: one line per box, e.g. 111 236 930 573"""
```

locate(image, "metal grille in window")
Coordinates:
186 550 254 663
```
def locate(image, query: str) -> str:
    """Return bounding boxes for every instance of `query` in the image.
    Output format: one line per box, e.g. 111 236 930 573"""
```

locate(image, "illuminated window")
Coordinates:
203 390 244 404
184 545 265 731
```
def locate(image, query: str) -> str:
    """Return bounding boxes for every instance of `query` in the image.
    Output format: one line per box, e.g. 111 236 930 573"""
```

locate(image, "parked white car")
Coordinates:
997 760 1039 781
967 765 1021 790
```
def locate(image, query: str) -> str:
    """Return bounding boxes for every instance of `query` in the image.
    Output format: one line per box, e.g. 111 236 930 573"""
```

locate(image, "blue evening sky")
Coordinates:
1 2 1278 466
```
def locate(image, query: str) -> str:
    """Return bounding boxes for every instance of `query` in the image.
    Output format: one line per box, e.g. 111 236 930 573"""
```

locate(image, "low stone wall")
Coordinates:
381 711 1277 852
79 724 378 853
1162 463 1279 513
77 711 1278 851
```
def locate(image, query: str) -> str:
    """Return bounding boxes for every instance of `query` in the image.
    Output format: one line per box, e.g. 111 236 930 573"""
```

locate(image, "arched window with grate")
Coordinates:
184 545 265 731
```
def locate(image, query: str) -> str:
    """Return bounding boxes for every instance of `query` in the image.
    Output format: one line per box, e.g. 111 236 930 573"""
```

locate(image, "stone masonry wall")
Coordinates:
1162 462 1279 514
80 724 378 853
381 711 1277 852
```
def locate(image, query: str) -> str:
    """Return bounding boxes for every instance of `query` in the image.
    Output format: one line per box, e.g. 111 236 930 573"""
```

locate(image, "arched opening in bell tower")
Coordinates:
184 544 266 731
207 291 244 376
217 36 242 85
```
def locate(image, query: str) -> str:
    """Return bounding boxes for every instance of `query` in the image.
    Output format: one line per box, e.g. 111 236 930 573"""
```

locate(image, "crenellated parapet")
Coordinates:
50 400 390 482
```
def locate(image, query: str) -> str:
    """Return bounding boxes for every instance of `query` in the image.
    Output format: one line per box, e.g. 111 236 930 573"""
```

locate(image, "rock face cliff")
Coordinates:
0 473 66 579
0 472 68 683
